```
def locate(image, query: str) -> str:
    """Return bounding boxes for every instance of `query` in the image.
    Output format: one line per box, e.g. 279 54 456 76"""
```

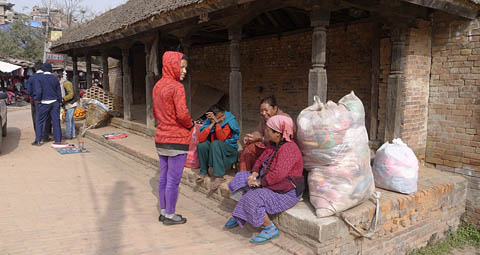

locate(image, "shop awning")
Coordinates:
0 61 21 73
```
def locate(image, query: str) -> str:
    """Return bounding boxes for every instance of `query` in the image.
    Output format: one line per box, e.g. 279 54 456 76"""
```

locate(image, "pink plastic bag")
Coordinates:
185 124 201 169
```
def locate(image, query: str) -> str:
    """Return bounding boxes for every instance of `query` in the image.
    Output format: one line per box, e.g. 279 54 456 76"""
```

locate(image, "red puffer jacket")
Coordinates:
153 51 194 150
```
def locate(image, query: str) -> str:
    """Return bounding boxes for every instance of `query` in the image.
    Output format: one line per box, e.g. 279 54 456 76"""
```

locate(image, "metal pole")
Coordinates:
42 0 51 63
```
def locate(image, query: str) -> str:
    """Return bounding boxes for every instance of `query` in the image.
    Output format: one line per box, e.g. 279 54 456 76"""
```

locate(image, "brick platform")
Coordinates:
81 123 468 255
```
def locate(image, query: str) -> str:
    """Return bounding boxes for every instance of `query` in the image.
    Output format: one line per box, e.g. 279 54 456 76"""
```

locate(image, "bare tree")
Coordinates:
41 0 98 28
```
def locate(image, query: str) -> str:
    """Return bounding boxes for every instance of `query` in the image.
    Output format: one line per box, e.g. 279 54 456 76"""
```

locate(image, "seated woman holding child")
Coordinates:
196 105 240 190
225 115 304 244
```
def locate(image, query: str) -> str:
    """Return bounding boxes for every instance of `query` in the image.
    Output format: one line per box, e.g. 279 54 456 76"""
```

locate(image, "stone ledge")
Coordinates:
80 123 468 254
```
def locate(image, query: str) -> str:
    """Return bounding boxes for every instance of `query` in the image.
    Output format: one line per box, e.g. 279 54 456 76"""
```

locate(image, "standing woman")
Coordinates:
153 51 194 225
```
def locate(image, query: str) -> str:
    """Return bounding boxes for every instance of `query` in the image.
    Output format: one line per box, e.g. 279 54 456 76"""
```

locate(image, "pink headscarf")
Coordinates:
266 115 294 142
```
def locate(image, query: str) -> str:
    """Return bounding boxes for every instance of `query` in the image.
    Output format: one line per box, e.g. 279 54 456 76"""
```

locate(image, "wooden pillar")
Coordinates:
384 26 407 142
101 51 110 92
145 42 155 129
229 26 242 130
122 48 132 121
72 56 79 100
86 54 92 88
370 23 381 141
309 2 330 105
181 39 192 112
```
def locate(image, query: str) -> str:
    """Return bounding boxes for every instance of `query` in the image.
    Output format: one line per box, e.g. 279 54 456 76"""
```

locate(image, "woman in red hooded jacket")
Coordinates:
153 51 194 225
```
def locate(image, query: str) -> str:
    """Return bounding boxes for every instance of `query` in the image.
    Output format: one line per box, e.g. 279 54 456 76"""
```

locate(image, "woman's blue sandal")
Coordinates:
250 225 279 244
225 217 239 229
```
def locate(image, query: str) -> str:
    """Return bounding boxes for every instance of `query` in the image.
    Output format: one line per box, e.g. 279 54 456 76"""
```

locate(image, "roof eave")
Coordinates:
51 0 238 54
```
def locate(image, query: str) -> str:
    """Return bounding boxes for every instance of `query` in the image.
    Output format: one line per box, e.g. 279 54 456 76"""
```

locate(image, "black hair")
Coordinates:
208 104 224 114
34 61 42 72
260 95 277 108
181 55 188 61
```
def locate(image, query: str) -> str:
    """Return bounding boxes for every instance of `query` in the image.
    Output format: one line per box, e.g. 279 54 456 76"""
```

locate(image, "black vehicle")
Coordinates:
0 91 7 153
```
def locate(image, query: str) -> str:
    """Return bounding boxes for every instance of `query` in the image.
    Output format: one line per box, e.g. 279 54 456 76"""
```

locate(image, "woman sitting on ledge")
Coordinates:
196 105 240 190
225 115 304 244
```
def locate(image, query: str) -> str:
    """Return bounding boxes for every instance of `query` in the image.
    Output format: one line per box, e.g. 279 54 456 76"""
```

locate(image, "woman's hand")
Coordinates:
247 179 260 187
247 172 259 183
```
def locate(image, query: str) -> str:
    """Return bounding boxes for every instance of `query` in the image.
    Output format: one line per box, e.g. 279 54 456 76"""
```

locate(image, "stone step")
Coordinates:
77 122 468 255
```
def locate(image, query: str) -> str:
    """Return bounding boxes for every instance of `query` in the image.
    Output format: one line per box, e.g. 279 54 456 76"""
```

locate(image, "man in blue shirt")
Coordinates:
27 61 43 143
33 62 62 145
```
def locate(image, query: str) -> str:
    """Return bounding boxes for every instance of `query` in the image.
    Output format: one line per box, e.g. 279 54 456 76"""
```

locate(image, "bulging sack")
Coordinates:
297 92 375 217
373 138 418 194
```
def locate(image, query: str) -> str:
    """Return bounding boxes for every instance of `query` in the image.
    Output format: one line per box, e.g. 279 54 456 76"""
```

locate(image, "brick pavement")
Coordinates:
0 108 292 255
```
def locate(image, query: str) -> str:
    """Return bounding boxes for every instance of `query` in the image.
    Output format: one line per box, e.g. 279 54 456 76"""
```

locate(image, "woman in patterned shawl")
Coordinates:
225 115 304 244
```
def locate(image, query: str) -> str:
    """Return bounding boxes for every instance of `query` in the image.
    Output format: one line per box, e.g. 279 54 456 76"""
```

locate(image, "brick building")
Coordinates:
31 5 69 31
51 0 480 252
0 0 14 25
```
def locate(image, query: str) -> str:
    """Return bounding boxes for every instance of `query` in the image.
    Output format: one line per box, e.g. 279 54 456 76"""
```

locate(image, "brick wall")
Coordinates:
327 22 374 130
401 20 432 157
427 11 480 225
189 22 376 127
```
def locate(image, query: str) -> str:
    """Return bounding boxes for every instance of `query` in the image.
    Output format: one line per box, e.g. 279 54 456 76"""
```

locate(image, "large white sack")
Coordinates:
297 91 375 217
373 138 418 194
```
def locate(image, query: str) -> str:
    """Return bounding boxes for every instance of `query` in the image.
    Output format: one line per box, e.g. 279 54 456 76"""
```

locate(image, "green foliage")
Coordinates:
0 15 43 60
409 221 480 255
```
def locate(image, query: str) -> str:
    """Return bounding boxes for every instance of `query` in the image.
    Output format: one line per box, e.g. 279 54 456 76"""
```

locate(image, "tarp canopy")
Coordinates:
0 61 21 73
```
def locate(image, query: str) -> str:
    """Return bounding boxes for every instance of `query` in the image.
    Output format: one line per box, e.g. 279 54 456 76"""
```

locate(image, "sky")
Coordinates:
11 0 126 15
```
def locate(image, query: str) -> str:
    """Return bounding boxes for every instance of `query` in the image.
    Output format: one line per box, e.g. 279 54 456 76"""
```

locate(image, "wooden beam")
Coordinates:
72 56 79 100
401 0 478 19
101 51 109 92
369 23 380 141
122 48 132 121
145 41 155 129
342 0 429 20
229 26 242 130
384 25 407 142
86 54 92 88
308 1 330 105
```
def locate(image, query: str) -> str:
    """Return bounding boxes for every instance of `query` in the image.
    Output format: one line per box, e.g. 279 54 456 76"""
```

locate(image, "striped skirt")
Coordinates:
228 171 301 228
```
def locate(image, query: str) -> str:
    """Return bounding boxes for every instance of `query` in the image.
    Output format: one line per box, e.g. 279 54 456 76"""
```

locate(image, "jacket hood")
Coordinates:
161 51 184 81
41 62 52 72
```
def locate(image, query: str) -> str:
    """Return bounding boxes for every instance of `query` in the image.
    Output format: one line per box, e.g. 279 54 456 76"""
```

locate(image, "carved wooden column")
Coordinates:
101 51 109 92
145 41 155 129
370 23 381 141
86 54 92 88
72 55 79 99
181 39 192 112
309 2 330 105
122 48 132 121
229 26 242 130
384 26 407 142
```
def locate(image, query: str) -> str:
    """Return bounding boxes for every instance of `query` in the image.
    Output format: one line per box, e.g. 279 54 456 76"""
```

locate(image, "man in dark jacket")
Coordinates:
27 61 43 142
33 62 62 145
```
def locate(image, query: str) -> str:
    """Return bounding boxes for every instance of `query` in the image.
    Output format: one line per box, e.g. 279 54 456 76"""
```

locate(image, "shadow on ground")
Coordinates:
1 127 21 155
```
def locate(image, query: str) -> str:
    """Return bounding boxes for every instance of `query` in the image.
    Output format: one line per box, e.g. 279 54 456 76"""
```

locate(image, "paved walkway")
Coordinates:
0 107 291 255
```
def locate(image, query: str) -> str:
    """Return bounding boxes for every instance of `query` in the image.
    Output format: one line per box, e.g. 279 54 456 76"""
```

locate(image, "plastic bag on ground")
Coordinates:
297 91 375 217
373 138 418 194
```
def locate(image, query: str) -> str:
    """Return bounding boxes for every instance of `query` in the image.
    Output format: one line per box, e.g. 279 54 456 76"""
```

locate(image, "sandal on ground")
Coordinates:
196 174 206 183
210 178 225 191
250 225 279 245
225 217 239 229
159 214 182 222
163 214 187 225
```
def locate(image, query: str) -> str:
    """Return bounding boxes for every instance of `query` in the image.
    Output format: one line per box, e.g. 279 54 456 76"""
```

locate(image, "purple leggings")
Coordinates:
158 154 187 214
